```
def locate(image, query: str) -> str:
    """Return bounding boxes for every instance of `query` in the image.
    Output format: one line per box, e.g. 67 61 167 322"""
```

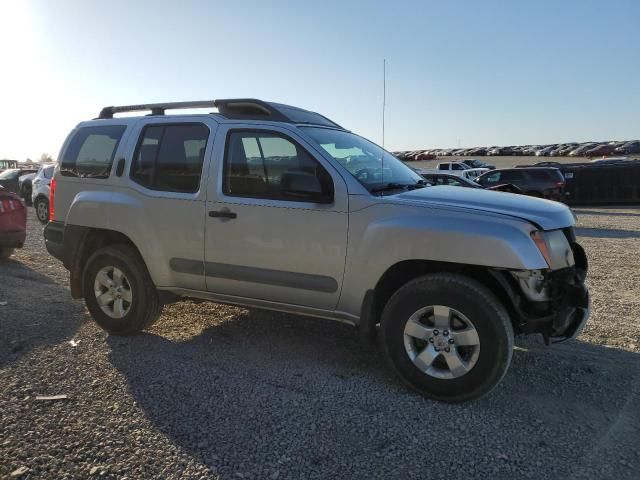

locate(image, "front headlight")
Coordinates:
531 230 575 270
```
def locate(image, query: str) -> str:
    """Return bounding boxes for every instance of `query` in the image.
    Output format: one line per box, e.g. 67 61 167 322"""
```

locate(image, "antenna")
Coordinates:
382 58 386 150
381 58 386 183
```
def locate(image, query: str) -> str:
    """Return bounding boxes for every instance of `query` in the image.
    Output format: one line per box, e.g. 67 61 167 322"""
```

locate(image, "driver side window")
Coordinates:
223 130 333 201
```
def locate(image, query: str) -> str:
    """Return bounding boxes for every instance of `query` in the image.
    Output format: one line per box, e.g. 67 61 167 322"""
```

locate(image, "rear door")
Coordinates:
125 118 217 291
204 124 349 310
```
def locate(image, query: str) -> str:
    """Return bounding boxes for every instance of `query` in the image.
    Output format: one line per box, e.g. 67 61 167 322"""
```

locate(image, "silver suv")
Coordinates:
44 99 589 402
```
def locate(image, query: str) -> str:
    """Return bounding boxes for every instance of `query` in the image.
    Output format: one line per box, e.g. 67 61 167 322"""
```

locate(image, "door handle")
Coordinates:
209 210 237 219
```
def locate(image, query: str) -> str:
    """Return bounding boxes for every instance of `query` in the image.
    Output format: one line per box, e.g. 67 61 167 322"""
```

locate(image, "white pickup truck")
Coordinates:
425 162 489 180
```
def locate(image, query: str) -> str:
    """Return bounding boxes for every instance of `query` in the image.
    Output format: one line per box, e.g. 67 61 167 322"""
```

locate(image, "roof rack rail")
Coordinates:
97 98 343 128
98 100 216 119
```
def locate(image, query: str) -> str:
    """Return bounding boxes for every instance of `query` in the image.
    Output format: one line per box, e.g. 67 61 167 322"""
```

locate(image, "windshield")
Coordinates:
302 127 423 192
0 169 19 180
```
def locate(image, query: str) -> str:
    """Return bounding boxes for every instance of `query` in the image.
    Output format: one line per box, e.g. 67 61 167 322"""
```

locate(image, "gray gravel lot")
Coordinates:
1 208 639 479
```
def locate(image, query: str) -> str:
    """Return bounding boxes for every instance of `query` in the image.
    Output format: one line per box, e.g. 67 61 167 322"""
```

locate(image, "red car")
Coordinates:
584 144 617 158
0 186 26 259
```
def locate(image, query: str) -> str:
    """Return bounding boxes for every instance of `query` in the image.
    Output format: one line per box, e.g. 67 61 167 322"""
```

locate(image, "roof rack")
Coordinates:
98 100 216 119
97 98 343 128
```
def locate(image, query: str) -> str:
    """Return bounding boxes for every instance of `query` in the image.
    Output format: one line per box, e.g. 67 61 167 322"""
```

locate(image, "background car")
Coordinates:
0 185 27 259
417 171 523 193
584 143 618 158
32 164 55 223
614 140 640 155
462 158 496 170
0 167 39 195
567 143 595 157
18 172 37 206
475 167 566 201
535 145 558 156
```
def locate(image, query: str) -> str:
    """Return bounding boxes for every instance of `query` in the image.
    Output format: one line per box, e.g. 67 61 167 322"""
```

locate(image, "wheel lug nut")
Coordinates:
448 338 455 344
429 338 434 343
434 347 440 352
443 330 449 336
445 347 450 353
433 330 439 336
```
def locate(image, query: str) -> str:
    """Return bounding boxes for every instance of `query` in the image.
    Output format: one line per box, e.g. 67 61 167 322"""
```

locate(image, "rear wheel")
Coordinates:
380 273 514 402
83 244 163 335
35 197 49 223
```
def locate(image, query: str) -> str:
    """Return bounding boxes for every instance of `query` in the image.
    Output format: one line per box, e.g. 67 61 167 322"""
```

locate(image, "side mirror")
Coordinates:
281 171 332 203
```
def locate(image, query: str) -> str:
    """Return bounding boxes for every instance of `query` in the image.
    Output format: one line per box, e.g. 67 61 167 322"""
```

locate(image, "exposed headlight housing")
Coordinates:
531 230 575 270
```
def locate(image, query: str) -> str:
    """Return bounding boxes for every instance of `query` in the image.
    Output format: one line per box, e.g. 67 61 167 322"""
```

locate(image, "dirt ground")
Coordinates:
1 205 639 479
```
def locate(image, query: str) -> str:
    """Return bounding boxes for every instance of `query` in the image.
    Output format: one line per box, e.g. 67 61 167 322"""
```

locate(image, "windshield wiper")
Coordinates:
371 181 427 194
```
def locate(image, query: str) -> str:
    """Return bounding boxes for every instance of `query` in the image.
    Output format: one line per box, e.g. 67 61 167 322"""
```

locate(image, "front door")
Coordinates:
205 125 349 310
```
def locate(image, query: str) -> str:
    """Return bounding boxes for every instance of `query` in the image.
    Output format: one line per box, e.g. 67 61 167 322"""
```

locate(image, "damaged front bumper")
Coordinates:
492 242 591 343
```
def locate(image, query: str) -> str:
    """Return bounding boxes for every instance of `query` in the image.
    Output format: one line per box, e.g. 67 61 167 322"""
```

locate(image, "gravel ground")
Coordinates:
1 208 639 479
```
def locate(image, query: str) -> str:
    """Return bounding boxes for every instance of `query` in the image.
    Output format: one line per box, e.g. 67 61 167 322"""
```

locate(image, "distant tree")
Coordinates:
24 158 34 165
39 153 54 163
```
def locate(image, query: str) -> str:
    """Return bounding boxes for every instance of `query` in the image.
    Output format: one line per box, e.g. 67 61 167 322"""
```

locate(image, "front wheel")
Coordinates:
83 244 163 335
380 273 514 402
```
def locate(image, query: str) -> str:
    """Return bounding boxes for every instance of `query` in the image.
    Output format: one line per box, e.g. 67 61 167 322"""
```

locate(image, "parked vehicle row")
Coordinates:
394 139 640 159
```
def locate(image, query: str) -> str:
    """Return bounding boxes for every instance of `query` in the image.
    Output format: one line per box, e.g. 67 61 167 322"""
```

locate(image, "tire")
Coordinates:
34 197 49 224
83 244 163 335
0 248 14 260
380 273 514 403
22 190 32 207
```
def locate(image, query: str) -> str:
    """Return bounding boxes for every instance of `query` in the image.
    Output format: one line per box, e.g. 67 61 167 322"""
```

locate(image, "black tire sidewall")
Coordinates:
83 247 152 335
381 274 513 402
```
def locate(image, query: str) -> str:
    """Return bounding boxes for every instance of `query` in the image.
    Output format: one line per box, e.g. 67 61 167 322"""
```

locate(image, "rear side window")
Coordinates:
500 170 523 183
527 169 563 181
131 123 209 193
61 125 126 178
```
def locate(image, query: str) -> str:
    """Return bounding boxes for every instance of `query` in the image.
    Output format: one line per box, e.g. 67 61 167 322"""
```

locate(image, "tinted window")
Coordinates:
131 124 208 193
527 169 563 182
43 165 55 179
223 131 333 201
61 125 126 178
500 170 523 183
479 172 501 184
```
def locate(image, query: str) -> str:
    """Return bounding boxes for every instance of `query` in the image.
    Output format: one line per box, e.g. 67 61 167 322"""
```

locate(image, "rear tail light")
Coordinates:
0 198 23 213
49 177 56 221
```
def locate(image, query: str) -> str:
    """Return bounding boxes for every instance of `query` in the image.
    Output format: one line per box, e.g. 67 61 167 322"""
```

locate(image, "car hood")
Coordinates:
390 186 575 230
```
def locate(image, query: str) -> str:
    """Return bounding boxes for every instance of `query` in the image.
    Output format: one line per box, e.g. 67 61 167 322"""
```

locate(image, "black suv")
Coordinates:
476 168 565 201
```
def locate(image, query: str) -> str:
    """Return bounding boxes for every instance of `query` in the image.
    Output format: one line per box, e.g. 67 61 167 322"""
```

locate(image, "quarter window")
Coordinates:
61 125 126 178
223 131 333 201
131 124 209 193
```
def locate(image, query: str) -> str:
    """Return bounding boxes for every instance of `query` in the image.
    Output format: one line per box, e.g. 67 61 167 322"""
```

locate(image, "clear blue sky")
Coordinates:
1 0 639 159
